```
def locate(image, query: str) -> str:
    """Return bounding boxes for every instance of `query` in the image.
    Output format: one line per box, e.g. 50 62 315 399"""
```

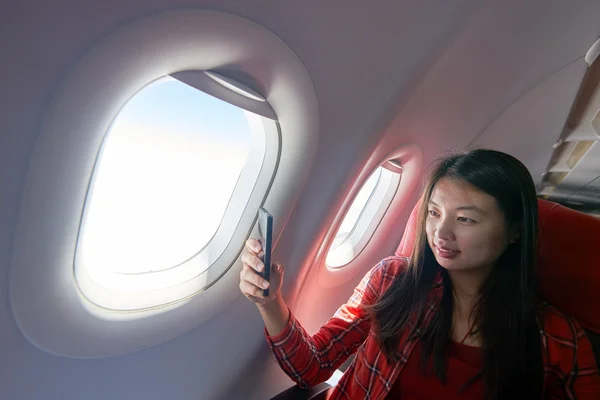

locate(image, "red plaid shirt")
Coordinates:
266 257 600 399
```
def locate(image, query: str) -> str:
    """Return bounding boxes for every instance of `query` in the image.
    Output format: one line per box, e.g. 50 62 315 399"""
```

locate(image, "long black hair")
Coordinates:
370 149 543 399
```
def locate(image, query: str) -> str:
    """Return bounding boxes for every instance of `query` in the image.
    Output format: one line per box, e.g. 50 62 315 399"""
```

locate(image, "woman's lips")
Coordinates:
434 244 460 259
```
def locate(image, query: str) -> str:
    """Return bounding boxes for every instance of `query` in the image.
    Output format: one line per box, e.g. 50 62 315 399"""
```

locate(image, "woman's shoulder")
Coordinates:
536 300 579 333
535 300 588 349
368 256 410 288
535 300 600 387
536 300 579 329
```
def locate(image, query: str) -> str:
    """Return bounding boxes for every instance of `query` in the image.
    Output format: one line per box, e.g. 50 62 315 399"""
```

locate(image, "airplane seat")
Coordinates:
395 198 600 365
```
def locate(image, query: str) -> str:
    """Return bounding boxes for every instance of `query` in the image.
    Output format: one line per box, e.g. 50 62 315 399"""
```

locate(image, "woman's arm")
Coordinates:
264 260 388 388
239 235 396 388
257 291 290 337
569 325 600 398
239 239 290 337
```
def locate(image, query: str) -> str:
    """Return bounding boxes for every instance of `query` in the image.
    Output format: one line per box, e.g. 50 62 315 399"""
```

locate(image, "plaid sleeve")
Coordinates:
569 321 600 399
264 259 389 388
540 302 600 399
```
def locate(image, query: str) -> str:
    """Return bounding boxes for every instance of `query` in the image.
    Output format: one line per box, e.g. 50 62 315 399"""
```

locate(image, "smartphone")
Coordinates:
257 207 273 297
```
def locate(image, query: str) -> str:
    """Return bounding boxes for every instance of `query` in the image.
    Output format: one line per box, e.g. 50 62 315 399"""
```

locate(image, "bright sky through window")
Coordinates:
327 165 400 268
331 168 382 249
80 76 253 276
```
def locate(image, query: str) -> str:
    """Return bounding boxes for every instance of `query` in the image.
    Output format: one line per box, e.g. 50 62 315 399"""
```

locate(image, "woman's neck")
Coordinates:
448 265 492 316
448 268 492 347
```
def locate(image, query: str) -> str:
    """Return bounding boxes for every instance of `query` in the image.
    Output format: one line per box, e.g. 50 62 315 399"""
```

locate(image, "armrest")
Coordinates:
269 354 355 399
338 354 355 372
269 383 332 400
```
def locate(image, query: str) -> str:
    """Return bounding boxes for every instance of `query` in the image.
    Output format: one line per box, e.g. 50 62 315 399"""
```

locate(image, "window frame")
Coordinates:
9 9 318 359
74 82 281 310
326 166 401 268
315 143 423 289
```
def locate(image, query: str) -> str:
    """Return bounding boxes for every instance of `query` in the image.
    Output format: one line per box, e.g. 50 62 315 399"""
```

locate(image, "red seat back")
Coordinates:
395 199 600 333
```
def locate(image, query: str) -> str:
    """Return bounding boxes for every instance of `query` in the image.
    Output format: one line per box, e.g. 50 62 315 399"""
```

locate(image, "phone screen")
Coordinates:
257 207 273 297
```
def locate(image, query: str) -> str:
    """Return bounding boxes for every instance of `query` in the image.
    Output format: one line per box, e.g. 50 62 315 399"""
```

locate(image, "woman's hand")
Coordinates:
239 238 284 305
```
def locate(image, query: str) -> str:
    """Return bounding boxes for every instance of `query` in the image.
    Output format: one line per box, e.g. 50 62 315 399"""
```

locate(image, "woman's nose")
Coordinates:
435 218 455 241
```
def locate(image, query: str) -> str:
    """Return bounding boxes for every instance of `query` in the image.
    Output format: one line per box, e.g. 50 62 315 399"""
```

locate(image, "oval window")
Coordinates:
76 75 262 298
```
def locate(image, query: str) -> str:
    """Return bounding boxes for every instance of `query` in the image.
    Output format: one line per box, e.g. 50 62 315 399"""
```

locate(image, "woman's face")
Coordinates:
425 177 518 272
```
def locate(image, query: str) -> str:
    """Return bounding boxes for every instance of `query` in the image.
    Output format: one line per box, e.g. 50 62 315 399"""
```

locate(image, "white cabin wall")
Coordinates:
1 1 600 400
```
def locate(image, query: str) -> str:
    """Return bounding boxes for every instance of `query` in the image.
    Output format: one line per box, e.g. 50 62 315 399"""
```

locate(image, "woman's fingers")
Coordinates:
246 294 267 305
239 238 284 305
241 251 263 273
245 238 262 254
240 264 270 290
272 262 283 276
239 279 268 304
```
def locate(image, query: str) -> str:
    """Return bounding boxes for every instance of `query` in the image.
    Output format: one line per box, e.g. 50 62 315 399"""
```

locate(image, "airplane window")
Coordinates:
332 168 382 249
326 165 401 268
9 9 313 357
75 75 265 306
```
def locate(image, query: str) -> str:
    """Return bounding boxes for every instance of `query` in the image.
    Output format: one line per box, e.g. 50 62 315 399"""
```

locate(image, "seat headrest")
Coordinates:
395 198 600 333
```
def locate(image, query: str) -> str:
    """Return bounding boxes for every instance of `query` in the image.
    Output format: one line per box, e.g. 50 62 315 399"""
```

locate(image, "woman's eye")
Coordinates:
428 210 439 217
458 217 475 223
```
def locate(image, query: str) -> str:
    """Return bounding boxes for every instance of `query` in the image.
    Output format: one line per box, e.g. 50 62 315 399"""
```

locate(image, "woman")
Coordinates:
239 149 600 399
